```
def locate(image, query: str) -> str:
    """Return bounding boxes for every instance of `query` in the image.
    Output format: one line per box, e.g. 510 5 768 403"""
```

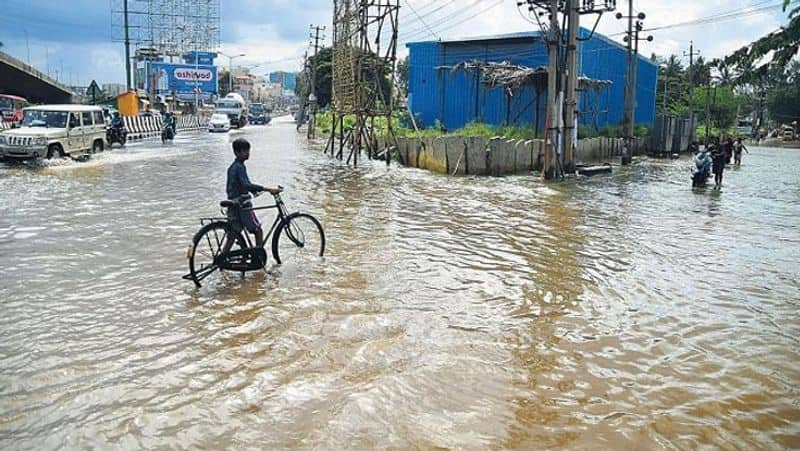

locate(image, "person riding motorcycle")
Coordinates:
691 147 712 187
163 112 176 134
107 112 127 146
110 112 123 130
161 112 177 142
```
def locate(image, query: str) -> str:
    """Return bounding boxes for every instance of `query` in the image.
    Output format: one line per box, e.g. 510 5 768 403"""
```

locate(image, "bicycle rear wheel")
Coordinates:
271 213 325 265
189 222 247 287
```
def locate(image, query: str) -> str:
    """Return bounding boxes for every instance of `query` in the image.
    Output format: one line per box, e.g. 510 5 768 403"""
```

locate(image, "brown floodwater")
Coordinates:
1 117 798 449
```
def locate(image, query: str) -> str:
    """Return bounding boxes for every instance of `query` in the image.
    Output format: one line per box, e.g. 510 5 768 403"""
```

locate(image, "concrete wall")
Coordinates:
395 135 646 176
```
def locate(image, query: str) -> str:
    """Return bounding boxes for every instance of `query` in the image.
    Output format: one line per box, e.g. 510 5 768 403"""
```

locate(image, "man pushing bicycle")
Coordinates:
184 138 325 287
227 138 281 247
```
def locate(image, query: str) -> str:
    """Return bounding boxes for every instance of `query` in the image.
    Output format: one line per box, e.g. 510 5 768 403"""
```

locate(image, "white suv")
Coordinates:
0 105 107 161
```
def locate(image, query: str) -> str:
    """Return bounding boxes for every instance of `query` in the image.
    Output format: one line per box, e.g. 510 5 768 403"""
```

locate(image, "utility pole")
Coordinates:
618 0 634 165
617 3 651 165
704 83 717 147
308 24 325 139
123 0 132 90
24 30 30 66
543 0 560 179
684 40 700 69
563 0 579 174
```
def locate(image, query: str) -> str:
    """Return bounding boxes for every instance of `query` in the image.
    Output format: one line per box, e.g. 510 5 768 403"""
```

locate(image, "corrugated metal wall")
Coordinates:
407 30 658 131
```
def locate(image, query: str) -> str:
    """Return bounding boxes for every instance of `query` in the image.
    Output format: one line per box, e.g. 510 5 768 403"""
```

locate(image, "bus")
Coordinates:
0 94 27 124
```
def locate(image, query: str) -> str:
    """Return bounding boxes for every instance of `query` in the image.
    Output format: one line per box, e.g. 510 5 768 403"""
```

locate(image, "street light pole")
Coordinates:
219 51 245 94
194 48 199 112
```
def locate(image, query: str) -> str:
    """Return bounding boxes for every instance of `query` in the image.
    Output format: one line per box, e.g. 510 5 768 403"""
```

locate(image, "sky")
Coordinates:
0 0 792 87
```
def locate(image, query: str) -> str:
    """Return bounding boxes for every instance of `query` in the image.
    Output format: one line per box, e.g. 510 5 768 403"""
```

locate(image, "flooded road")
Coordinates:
1 117 799 449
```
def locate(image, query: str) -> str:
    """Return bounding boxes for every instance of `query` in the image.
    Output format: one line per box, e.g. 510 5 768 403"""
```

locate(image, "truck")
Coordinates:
213 93 248 128
247 103 271 125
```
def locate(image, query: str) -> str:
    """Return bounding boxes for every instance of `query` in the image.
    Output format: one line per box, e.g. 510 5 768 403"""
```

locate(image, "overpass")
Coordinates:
0 51 73 104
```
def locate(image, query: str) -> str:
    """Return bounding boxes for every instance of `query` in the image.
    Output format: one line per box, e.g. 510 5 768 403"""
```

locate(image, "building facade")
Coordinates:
407 30 657 132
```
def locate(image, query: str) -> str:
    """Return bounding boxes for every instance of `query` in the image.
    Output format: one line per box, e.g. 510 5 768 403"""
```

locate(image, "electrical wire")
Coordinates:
402 0 506 42
401 0 496 38
402 0 440 40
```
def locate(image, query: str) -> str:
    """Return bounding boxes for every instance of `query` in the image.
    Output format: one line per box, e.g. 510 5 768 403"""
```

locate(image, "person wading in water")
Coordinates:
733 137 749 166
710 138 727 189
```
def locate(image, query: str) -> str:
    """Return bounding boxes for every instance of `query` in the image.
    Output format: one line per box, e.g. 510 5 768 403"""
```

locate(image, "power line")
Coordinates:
402 0 505 42
401 0 495 38
607 1 785 36
403 0 440 40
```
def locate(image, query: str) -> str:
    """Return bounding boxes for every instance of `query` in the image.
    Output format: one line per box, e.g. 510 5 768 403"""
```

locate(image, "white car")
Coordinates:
0 105 106 161
208 113 231 132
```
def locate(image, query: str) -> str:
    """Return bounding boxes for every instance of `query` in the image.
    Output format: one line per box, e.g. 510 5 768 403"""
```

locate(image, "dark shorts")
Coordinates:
227 206 262 233
712 160 725 174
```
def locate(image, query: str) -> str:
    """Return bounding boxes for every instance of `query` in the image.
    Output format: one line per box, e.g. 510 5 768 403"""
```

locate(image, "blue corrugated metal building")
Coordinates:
407 29 658 131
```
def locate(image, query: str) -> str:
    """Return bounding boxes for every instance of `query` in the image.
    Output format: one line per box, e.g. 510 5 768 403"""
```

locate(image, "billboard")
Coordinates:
183 51 217 66
148 62 218 94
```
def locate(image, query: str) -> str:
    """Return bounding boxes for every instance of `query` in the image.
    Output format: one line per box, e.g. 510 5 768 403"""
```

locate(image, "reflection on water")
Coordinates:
1 124 799 449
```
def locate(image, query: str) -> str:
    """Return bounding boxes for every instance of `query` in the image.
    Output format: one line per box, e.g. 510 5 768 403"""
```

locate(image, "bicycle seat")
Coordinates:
220 194 252 208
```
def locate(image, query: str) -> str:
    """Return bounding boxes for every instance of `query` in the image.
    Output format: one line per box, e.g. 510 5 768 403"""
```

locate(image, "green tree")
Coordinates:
689 85 743 129
297 47 333 108
656 54 687 116
297 46 392 110
397 55 409 98
219 69 231 97
767 81 800 125
724 2 800 84
686 56 711 86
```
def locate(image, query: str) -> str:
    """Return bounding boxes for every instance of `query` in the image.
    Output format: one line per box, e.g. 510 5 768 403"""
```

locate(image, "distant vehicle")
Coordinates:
106 125 127 147
214 93 247 128
781 125 795 141
0 105 106 161
735 119 753 137
0 94 27 124
101 106 120 126
208 113 231 132
248 103 271 125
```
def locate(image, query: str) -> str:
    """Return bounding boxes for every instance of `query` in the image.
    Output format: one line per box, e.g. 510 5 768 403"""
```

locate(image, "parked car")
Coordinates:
0 105 106 161
208 113 231 133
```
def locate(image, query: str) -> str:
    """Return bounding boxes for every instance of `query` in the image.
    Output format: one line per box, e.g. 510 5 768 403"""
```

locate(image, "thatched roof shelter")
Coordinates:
448 60 612 94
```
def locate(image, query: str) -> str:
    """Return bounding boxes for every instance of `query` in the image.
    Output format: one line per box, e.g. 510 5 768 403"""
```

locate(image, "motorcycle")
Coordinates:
161 123 175 143
106 125 127 147
691 151 712 187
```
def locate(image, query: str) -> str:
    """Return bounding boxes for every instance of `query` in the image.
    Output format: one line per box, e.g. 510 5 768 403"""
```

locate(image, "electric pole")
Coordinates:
684 40 700 69
521 0 615 179
123 0 132 91
563 0 579 174
308 24 325 139
617 3 651 165
543 0 560 180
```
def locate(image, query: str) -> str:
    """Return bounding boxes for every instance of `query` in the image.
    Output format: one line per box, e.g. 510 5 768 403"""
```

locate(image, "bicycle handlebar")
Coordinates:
252 185 283 198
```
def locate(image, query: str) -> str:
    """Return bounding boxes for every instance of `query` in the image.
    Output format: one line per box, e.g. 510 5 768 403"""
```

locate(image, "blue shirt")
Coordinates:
226 159 264 200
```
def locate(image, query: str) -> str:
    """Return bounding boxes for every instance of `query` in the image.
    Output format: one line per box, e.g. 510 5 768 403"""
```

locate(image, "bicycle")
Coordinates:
183 186 325 287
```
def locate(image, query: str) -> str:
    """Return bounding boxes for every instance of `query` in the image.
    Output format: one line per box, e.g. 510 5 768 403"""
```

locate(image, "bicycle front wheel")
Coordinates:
189 221 247 287
271 213 325 265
